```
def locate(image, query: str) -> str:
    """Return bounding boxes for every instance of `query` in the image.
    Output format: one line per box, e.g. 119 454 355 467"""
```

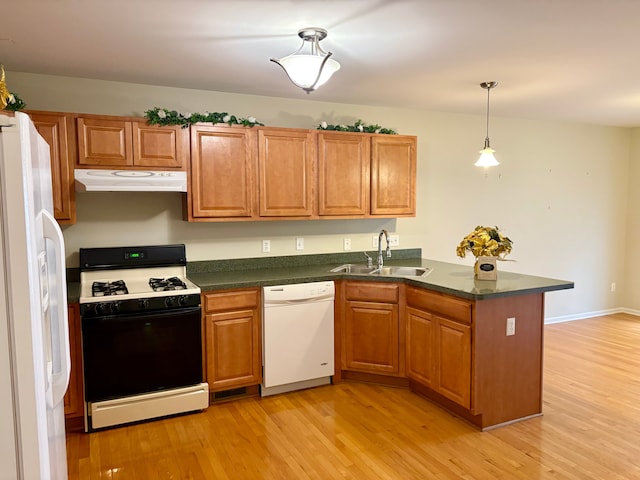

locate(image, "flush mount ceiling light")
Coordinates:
475 81 500 167
271 27 340 94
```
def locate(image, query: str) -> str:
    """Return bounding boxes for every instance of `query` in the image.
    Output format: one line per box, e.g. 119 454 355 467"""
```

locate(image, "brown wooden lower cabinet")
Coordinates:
341 281 403 377
344 300 399 374
406 305 471 408
203 288 262 393
64 303 84 430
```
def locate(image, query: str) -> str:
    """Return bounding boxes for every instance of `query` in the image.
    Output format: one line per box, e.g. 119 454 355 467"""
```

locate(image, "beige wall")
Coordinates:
625 128 640 311
8 71 636 320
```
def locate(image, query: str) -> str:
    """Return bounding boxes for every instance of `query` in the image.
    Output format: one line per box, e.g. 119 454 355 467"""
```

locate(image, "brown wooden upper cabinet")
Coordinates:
258 127 316 218
28 111 77 224
371 135 417 216
186 125 417 222
187 124 257 220
77 115 188 169
317 131 370 216
318 131 416 218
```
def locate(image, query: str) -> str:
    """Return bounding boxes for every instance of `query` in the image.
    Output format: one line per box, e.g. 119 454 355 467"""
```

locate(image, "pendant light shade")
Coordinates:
271 28 340 93
475 81 500 167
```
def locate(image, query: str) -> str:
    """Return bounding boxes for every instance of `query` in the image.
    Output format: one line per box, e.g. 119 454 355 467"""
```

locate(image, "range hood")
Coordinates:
74 169 187 192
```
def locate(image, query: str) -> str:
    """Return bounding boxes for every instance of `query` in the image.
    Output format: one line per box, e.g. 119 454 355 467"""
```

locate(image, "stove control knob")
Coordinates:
178 295 188 306
95 303 108 315
165 296 177 308
110 302 121 314
138 298 150 309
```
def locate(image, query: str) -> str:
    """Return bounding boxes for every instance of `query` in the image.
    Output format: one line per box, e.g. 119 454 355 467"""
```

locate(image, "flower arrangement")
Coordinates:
0 64 26 111
2 92 26 111
456 225 513 259
317 119 397 134
145 107 263 129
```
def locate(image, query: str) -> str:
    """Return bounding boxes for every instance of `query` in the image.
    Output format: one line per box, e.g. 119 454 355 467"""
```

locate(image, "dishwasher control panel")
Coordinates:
263 281 335 304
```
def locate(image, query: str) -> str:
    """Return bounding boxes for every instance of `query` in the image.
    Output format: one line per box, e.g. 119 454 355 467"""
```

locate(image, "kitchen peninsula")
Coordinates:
66 249 573 431
187 248 573 430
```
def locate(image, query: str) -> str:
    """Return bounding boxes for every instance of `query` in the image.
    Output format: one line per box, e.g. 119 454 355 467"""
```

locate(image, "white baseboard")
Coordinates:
545 307 640 324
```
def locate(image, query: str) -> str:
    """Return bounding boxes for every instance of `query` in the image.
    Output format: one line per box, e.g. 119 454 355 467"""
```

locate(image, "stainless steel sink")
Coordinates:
330 264 377 274
330 264 431 277
375 266 431 277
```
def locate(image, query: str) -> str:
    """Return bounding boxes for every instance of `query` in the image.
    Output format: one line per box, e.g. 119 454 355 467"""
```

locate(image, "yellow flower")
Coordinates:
456 225 512 259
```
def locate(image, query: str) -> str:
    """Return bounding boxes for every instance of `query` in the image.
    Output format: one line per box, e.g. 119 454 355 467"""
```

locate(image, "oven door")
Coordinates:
81 306 202 403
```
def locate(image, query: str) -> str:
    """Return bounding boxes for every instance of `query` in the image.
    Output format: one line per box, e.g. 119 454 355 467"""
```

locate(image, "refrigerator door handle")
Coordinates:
41 209 71 405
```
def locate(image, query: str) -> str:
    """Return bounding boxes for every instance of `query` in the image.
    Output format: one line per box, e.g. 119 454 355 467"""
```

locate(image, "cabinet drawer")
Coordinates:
204 289 259 313
345 281 399 303
406 286 472 324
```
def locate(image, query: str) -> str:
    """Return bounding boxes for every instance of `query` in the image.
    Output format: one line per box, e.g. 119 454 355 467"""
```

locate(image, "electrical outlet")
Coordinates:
343 238 352 251
389 235 400 247
611 282 616 292
506 317 516 336
372 236 379 248
262 240 270 253
296 237 304 250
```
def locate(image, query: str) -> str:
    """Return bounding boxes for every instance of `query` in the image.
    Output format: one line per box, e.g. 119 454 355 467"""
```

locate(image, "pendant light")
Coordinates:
271 27 340 94
475 81 500 167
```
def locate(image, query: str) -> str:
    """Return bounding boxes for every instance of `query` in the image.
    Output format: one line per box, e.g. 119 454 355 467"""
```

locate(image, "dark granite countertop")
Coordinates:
66 249 573 303
185 249 574 301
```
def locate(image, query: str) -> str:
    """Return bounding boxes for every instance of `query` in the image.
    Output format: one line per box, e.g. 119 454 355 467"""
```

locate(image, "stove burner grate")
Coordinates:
149 276 187 292
92 280 128 297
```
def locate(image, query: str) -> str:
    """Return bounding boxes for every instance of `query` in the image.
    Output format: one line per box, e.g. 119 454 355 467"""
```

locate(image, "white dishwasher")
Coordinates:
262 281 335 397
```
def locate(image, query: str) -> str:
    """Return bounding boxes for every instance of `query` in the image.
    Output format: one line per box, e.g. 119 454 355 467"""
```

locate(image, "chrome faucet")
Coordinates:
377 229 391 269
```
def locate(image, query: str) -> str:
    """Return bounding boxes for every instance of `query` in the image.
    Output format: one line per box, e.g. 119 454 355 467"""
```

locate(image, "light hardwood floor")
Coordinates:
66 313 640 479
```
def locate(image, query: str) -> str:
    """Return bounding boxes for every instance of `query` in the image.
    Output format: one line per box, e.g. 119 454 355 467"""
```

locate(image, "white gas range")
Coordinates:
78 244 208 431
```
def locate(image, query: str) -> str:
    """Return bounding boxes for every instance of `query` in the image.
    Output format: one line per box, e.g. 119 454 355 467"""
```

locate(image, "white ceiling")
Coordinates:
3 0 640 127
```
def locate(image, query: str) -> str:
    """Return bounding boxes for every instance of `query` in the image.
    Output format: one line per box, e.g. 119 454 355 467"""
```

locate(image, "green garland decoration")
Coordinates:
317 119 397 135
144 108 396 135
3 93 26 112
145 107 264 128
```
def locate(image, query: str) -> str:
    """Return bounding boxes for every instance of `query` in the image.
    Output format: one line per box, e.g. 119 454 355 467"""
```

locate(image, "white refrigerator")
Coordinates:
0 111 70 479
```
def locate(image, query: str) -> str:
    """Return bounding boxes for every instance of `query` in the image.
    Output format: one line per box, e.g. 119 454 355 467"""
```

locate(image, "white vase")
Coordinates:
474 256 497 280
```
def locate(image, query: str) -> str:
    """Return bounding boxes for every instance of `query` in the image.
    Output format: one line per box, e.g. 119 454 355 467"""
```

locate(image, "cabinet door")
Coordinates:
77 117 133 166
318 132 370 216
205 309 261 391
371 135 416 216
436 316 471 408
189 125 256 219
64 303 83 418
29 112 76 224
132 122 187 168
343 300 399 374
258 128 315 217
406 307 435 388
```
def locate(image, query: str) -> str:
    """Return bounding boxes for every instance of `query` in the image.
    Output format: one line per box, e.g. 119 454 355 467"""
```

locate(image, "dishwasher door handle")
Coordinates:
264 294 334 306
